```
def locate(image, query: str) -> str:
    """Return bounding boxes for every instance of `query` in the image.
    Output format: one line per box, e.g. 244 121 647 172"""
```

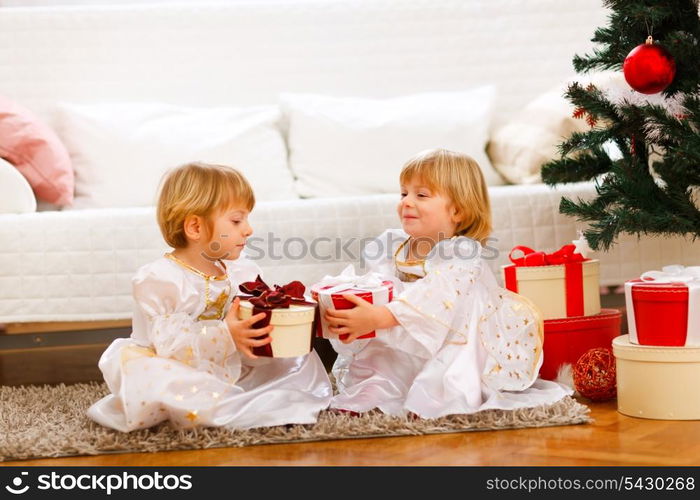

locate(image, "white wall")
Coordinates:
0 0 608 129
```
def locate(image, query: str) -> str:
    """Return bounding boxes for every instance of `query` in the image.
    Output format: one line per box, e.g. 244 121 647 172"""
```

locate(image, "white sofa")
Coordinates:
2 0 700 325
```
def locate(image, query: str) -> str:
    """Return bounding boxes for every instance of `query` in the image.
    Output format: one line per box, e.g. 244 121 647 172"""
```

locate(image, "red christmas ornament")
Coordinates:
623 36 676 94
573 347 617 402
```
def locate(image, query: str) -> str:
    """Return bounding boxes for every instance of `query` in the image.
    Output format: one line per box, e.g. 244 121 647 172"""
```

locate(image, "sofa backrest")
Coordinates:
0 0 607 127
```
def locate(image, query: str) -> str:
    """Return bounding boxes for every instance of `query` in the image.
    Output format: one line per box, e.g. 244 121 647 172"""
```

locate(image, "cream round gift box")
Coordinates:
502 260 600 320
613 335 700 420
238 300 315 358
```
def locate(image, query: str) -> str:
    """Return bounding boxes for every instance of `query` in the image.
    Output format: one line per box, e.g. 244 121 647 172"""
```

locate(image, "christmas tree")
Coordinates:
541 0 700 250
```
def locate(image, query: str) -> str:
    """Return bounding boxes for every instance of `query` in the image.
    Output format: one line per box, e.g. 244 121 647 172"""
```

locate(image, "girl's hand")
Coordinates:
225 297 273 359
324 294 398 343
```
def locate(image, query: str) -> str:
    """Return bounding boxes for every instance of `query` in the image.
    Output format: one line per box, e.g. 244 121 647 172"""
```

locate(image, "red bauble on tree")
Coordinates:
623 36 676 94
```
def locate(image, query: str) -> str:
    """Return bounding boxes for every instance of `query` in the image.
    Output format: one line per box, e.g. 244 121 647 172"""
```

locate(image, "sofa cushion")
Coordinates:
56 102 298 208
280 87 502 198
0 95 74 205
488 72 621 184
0 157 37 214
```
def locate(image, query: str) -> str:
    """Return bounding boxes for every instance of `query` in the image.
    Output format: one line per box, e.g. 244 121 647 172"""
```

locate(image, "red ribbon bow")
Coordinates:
239 275 306 310
508 244 586 267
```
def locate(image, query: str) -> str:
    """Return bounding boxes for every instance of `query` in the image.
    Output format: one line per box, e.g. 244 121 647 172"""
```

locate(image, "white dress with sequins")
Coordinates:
87 254 332 432
330 229 571 417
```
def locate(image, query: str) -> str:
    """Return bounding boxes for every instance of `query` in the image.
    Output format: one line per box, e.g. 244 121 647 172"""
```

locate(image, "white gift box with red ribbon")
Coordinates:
501 244 600 319
624 265 700 346
310 265 393 340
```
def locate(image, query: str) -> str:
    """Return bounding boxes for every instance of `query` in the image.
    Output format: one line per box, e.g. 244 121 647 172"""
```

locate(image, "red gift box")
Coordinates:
311 281 393 340
624 266 700 347
539 308 622 380
625 280 692 346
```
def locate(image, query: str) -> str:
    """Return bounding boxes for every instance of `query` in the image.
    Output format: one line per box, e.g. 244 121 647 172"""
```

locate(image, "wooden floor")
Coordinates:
4 398 700 466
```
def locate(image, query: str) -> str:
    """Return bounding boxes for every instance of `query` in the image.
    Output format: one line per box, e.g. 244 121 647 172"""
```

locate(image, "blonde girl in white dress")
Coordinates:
87 162 332 432
325 149 570 418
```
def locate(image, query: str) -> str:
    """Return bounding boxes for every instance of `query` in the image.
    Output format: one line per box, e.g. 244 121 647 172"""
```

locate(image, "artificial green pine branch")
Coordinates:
566 82 619 122
541 150 613 183
559 130 617 156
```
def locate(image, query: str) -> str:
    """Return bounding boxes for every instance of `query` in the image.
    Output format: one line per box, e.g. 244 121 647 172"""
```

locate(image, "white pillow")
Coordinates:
280 87 502 198
56 102 297 208
488 71 621 184
0 157 37 213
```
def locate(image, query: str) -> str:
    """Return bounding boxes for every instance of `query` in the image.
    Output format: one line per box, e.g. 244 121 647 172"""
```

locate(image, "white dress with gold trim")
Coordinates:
330 229 571 417
87 254 332 432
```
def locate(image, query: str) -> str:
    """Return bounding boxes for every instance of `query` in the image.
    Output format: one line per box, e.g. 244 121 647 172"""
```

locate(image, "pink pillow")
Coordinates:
0 95 74 205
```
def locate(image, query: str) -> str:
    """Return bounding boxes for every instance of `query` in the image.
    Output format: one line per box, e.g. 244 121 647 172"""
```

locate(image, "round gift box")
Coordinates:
238 300 315 358
501 259 601 319
613 335 700 420
630 282 689 346
310 282 393 340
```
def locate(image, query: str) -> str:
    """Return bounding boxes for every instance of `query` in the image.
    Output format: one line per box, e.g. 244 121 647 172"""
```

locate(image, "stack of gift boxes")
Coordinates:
613 266 700 420
501 243 622 381
503 243 700 420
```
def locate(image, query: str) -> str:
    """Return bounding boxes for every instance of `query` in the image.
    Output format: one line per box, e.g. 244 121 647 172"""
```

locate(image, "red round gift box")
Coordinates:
313 291 377 340
630 281 689 346
540 308 622 380
311 283 393 340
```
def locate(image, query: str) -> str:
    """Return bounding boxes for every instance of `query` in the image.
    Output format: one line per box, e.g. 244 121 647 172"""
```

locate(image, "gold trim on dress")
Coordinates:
394 237 427 282
393 235 459 267
393 237 426 266
165 253 228 281
198 285 231 321
165 253 231 321
395 296 468 344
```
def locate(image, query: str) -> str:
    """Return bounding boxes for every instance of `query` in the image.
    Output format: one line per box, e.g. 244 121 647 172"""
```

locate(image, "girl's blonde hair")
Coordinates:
400 149 492 244
157 162 255 248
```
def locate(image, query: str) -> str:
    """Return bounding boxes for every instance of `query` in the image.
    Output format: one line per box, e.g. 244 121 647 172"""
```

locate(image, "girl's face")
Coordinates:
205 206 253 260
397 178 459 242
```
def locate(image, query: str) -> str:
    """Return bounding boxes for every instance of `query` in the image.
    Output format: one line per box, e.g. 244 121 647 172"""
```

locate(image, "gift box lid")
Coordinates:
627 279 690 302
613 335 700 362
310 281 394 296
239 300 315 325
544 308 621 333
502 259 599 280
